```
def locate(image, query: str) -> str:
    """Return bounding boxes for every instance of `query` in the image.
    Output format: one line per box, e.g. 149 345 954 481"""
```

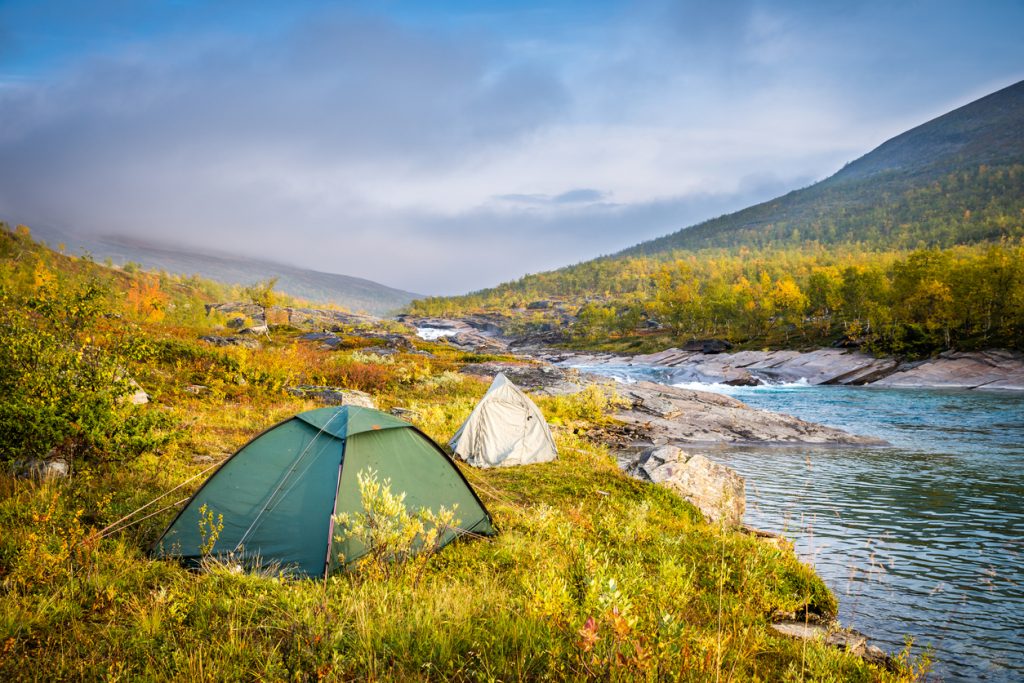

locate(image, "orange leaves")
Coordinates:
126 275 169 322
577 615 600 653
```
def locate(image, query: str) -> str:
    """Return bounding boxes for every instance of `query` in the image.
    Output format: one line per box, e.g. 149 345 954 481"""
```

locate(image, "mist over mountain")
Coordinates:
21 224 421 316
621 79 1024 256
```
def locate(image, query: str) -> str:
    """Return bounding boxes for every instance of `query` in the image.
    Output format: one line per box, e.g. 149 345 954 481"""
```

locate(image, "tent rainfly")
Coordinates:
152 406 494 577
450 373 558 468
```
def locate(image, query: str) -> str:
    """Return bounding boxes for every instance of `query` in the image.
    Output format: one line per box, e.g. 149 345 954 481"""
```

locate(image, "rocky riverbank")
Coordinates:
404 315 1024 391
459 361 886 448
559 346 1024 391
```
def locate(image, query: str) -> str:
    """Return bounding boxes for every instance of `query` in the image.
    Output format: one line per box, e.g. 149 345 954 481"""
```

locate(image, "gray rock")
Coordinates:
359 346 399 356
613 381 886 446
11 456 70 480
124 378 149 405
873 349 1024 390
286 386 376 408
625 446 745 526
444 330 508 353
682 339 733 354
623 347 1024 391
199 335 259 349
771 621 892 668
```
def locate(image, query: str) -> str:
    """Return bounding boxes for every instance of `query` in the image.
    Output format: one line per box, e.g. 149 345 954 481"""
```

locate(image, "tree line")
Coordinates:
410 241 1024 356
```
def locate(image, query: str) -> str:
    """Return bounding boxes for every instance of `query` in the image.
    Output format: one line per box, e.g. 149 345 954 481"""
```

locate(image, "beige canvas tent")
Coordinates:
451 373 558 468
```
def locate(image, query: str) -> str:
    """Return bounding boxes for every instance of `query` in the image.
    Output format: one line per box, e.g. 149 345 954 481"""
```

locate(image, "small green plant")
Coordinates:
333 468 460 585
197 503 224 556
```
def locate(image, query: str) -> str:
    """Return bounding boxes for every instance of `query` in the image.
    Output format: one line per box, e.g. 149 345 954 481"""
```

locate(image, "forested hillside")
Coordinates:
411 81 1024 356
626 80 1024 254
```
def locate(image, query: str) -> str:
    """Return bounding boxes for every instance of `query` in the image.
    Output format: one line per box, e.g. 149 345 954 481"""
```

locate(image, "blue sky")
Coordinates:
1 1 1022 294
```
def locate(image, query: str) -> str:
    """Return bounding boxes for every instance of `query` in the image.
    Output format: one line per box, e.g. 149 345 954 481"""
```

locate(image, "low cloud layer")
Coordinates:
1 1 1022 293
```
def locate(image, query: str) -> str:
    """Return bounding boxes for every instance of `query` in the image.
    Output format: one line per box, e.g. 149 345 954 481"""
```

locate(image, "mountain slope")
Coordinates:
20 226 421 316
623 79 1024 255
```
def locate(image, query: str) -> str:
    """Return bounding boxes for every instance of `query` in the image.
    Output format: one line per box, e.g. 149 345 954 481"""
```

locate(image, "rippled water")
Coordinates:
573 364 1024 681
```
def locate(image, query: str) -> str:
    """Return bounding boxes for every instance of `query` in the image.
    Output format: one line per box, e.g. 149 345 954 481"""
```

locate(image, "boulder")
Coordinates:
11 456 70 480
286 386 376 408
682 339 734 354
128 381 150 405
625 445 745 526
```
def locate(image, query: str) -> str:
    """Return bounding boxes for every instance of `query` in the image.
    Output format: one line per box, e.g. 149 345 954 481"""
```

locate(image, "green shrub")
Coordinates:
0 274 172 465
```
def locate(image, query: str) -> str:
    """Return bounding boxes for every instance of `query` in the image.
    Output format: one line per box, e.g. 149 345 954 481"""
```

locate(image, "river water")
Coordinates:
570 363 1024 681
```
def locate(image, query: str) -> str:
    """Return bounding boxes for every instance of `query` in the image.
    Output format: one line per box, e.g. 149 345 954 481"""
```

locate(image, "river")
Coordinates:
569 363 1024 681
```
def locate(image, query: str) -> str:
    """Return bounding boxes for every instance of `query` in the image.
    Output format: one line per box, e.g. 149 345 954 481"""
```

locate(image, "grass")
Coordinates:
0 227 925 680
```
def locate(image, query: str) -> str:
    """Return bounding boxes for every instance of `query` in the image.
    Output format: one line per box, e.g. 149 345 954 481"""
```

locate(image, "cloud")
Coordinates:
494 188 609 206
0 1 1022 295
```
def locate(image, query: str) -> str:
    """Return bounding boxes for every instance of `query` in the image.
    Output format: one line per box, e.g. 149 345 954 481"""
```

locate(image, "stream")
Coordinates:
570 363 1024 681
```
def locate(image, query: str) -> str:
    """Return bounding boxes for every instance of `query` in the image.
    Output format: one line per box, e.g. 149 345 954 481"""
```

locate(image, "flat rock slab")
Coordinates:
623 347 1024 391
873 349 1024 390
771 621 891 667
614 381 886 446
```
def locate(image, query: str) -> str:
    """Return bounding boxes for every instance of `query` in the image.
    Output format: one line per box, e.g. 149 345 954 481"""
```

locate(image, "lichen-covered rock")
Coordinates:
286 386 376 408
625 445 745 526
11 455 70 480
199 335 259 349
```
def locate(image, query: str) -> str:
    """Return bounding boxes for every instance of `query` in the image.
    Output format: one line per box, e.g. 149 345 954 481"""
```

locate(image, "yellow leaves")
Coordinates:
32 260 55 291
769 277 809 314
334 468 462 584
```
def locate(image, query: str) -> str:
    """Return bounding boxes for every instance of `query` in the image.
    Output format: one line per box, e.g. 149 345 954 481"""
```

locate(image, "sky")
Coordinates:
1 1 1022 295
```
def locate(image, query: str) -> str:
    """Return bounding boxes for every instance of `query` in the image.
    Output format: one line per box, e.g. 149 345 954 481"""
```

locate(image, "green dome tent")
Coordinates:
152 406 495 578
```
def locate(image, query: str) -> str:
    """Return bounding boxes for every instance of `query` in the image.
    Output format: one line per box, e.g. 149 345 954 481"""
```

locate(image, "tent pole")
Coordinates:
322 439 347 578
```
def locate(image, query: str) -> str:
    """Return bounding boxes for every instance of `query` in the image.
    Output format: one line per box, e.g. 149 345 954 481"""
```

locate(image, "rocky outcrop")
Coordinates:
297 331 429 355
206 302 406 335
460 361 583 395
199 335 259 349
625 446 745 526
872 349 1024 390
771 621 892 668
446 331 509 353
286 386 376 408
566 347 1024 391
406 317 512 353
614 381 885 446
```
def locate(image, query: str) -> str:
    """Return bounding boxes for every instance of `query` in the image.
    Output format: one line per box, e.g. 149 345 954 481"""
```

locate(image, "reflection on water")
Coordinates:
573 364 1024 681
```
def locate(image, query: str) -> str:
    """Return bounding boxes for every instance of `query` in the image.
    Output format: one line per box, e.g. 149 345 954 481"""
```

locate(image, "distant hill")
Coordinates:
20 227 421 316
623 79 1024 255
